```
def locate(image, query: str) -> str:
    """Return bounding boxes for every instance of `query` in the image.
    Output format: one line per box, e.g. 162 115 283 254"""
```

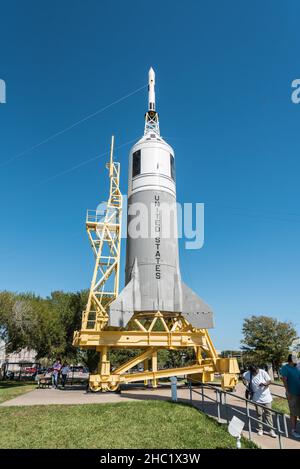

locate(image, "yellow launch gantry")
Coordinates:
73 137 239 392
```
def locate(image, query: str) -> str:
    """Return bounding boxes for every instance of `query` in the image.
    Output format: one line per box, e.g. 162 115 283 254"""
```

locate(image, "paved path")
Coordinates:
1 382 300 449
0 387 133 406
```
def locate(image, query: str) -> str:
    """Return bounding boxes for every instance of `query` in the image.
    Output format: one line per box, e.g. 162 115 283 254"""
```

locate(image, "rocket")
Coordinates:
109 68 214 330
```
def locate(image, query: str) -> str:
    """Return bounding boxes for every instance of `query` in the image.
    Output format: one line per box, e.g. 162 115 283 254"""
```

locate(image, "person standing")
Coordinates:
60 362 70 389
280 354 300 439
52 359 62 389
243 365 276 438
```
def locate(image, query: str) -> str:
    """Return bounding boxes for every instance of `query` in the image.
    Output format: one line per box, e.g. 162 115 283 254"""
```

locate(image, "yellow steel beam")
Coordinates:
74 330 206 348
113 348 155 375
89 363 216 388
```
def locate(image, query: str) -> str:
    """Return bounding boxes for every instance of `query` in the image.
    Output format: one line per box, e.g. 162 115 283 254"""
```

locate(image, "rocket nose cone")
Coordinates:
149 67 155 79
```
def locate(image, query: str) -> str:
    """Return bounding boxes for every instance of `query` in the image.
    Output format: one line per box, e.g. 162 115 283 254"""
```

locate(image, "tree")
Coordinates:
0 291 20 347
48 290 88 360
0 291 65 359
241 315 297 373
0 290 88 362
0 291 43 353
79 350 100 373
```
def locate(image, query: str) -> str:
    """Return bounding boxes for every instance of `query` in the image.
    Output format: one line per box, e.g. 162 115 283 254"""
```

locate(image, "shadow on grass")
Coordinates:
0 380 36 389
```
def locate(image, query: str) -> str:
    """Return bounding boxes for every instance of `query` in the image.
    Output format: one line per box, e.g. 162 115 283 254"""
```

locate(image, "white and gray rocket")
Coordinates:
110 68 214 329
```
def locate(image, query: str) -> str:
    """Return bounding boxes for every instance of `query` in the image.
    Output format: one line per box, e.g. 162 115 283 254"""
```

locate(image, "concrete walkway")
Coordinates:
0 386 133 406
1 382 300 450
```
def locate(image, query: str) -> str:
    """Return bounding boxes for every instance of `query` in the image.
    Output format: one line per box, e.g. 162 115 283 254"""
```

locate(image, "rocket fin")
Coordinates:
181 281 214 329
109 258 141 327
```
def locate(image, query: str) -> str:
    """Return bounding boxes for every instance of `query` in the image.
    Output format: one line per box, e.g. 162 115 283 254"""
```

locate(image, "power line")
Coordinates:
1 83 147 169
35 136 139 186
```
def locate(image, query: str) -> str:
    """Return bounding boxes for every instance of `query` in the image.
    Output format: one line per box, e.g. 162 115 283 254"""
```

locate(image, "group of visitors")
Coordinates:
51 359 70 389
243 353 300 439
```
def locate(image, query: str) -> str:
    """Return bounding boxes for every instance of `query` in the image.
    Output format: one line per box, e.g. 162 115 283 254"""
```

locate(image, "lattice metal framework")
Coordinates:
80 136 122 332
144 110 160 135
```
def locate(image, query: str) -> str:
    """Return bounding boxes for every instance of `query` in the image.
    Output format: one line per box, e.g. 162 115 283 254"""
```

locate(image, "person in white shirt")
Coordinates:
243 365 276 438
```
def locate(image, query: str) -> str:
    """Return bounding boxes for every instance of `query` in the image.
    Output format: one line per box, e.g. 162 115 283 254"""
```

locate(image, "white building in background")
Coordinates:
0 339 36 371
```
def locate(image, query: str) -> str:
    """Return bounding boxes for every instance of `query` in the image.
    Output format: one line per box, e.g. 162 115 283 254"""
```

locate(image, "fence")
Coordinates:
187 380 288 449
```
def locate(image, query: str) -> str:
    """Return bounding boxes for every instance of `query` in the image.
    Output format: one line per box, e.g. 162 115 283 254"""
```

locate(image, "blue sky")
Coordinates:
0 0 299 350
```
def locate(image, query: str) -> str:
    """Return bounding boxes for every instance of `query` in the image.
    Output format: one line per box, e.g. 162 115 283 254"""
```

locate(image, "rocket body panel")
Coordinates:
109 68 214 329
125 189 180 312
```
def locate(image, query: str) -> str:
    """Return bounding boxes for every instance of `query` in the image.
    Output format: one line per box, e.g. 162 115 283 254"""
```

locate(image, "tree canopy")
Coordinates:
0 290 87 361
241 315 297 372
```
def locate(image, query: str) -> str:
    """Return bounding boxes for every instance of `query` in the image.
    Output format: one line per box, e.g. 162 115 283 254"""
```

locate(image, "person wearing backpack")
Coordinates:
243 364 276 438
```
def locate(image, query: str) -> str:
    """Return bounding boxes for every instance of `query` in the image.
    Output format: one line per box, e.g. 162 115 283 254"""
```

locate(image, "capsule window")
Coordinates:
170 154 175 180
132 150 141 178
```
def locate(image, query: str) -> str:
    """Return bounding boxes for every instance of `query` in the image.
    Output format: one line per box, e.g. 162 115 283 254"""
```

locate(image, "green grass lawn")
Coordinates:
0 400 256 449
272 397 289 415
0 381 36 404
